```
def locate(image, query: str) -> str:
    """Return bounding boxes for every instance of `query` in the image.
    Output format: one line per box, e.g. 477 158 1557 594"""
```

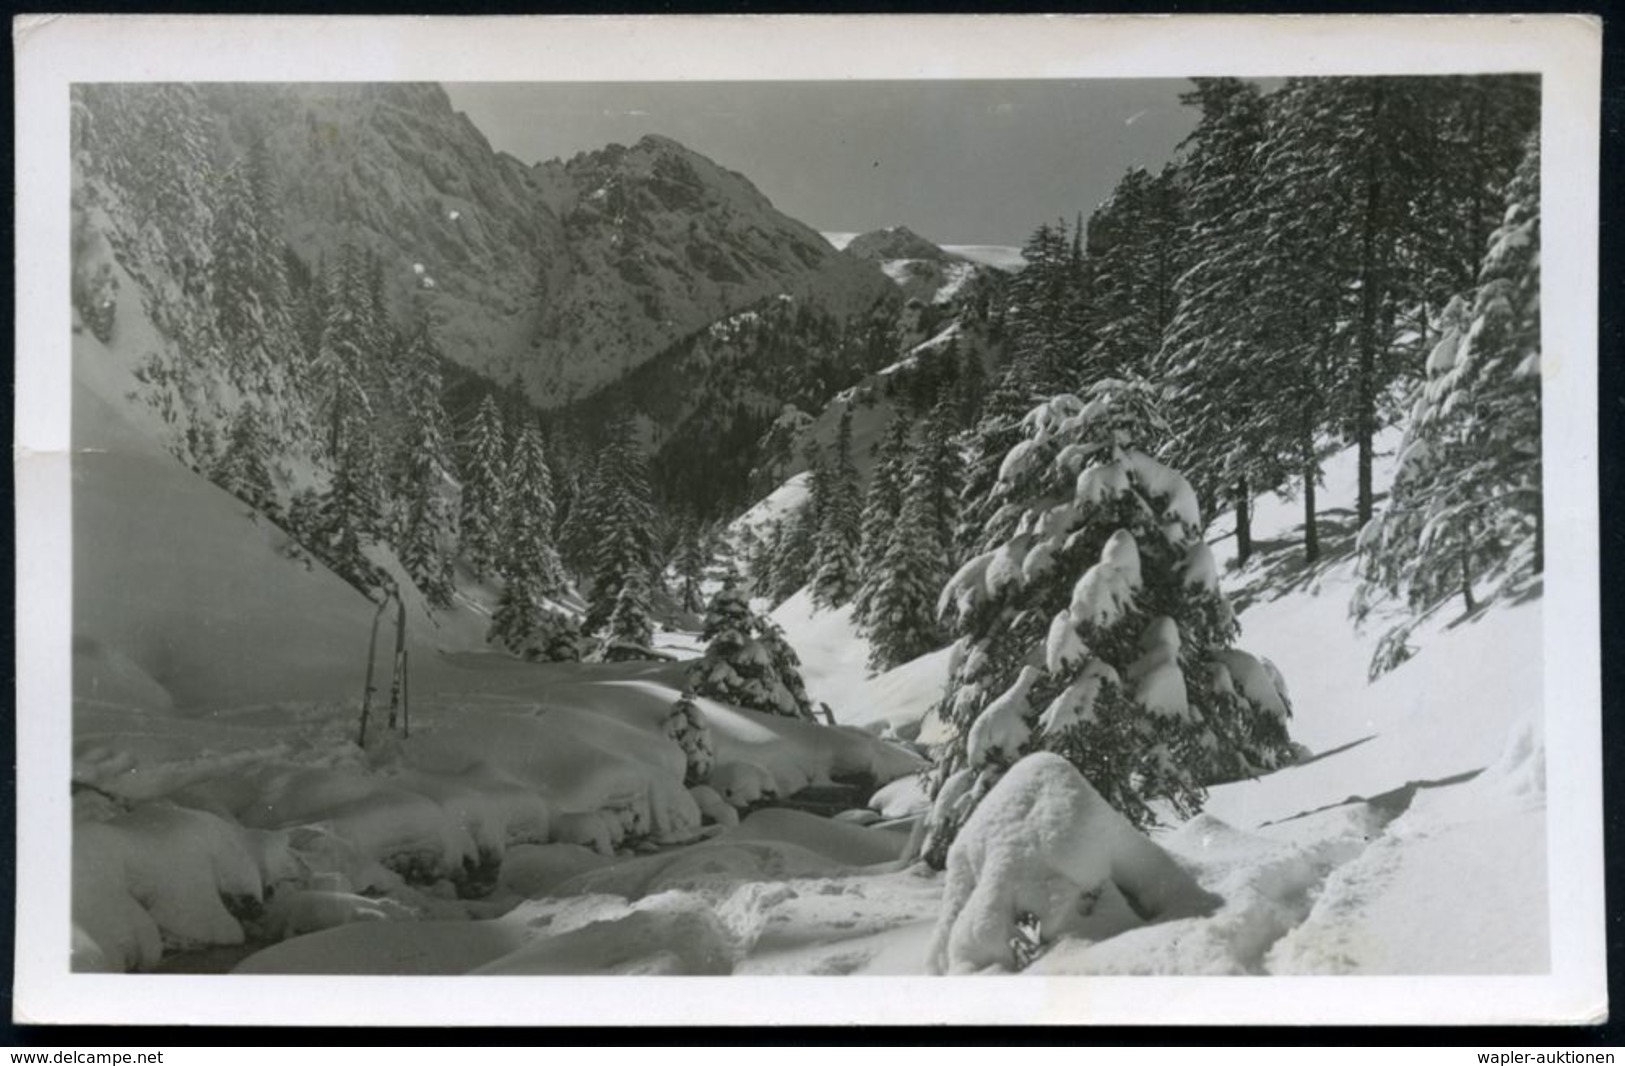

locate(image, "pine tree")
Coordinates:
209 160 280 394
504 420 567 596
1358 134 1542 671
392 316 458 607
1082 165 1183 384
665 691 716 786
1261 77 1477 531
773 449 822 606
747 521 779 600
922 381 1294 866
313 246 375 467
811 407 862 608
1004 220 1085 394
211 404 278 517
688 581 817 720
297 247 388 597
598 569 657 661
489 569 545 656
754 617 816 720
459 394 509 577
310 433 387 598
852 412 912 624
1157 77 1288 565
953 365 1038 563
954 338 988 427
865 455 950 673
584 412 659 634
911 399 964 559
672 517 709 616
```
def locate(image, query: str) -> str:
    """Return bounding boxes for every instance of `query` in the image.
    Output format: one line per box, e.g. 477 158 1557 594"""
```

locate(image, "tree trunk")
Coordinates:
1534 503 1545 575
1303 460 1320 565
1460 547 1477 613
1354 83 1385 530
1235 483 1252 566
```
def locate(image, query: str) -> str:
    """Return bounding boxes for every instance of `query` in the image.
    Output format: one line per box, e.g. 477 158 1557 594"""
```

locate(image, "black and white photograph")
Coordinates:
13 14 1605 1026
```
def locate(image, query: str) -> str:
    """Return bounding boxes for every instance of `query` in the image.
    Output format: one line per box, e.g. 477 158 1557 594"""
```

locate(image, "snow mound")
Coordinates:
549 839 858 903
73 803 265 971
718 807 906 867
471 896 738 975
405 707 701 843
710 760 779 808
929 753 1218 974
261 889 420 940
869 773 930 820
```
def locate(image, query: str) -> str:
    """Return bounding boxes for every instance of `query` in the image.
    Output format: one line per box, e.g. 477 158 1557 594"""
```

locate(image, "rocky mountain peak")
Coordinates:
844 225 963 264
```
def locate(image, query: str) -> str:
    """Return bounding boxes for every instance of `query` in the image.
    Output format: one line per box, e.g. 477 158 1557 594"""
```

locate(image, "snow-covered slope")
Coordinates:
771 589 953 740
64 315 1552 983
773 431 1549 976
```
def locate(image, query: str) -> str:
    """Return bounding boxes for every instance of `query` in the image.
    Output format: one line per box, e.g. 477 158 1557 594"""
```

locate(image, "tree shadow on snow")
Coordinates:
1224 506 1366 615
1260 767 1484 830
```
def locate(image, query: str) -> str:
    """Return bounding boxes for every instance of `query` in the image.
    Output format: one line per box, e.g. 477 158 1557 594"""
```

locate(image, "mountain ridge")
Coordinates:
79 82 897 410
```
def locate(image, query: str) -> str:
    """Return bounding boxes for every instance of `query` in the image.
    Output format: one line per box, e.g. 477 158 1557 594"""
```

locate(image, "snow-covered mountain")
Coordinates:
843 224 960 263
77 84 895 409
841 224 1006 307
526 134 896 402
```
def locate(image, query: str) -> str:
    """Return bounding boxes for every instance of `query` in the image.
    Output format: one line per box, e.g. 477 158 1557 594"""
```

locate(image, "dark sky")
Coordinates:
444 80 1198 248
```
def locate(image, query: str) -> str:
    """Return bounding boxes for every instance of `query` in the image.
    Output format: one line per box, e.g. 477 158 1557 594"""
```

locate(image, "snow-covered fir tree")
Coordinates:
672 517 709 616
583 413 659 634
390 317 458 607
1156 78 1283 566
1357 133 1542 671
811 407 862 608
664 691 716 787
307 433 387 598
1004 219 1087 395
211 403 278 518
911 399 964 558
458 394 509 578
1082 165 1182 384
772 494 820 605
689 581 817 720
597 568 657 662
852 412 912 624
503 419 567 597
864 407 962 671
922 380 1295 867
312 245 376 471
954 361 1042 563
488 570 543 655
755 617 817 721
741 522 775 600
208 153 296 400
488 570 582 662
865 449 951 673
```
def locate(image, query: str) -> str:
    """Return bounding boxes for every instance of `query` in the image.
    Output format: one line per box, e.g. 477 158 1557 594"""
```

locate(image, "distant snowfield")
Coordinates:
940 245 1025 271
64 363 1547 986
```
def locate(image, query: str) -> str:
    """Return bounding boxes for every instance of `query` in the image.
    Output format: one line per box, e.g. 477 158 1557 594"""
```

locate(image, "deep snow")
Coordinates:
65 353 1550 981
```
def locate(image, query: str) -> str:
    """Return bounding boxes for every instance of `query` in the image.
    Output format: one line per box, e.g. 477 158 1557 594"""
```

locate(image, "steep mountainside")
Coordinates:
77 83 895 409
527 135 896 402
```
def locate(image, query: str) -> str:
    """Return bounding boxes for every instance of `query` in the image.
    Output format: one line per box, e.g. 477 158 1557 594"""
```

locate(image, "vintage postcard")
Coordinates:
12 14 1605 1025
